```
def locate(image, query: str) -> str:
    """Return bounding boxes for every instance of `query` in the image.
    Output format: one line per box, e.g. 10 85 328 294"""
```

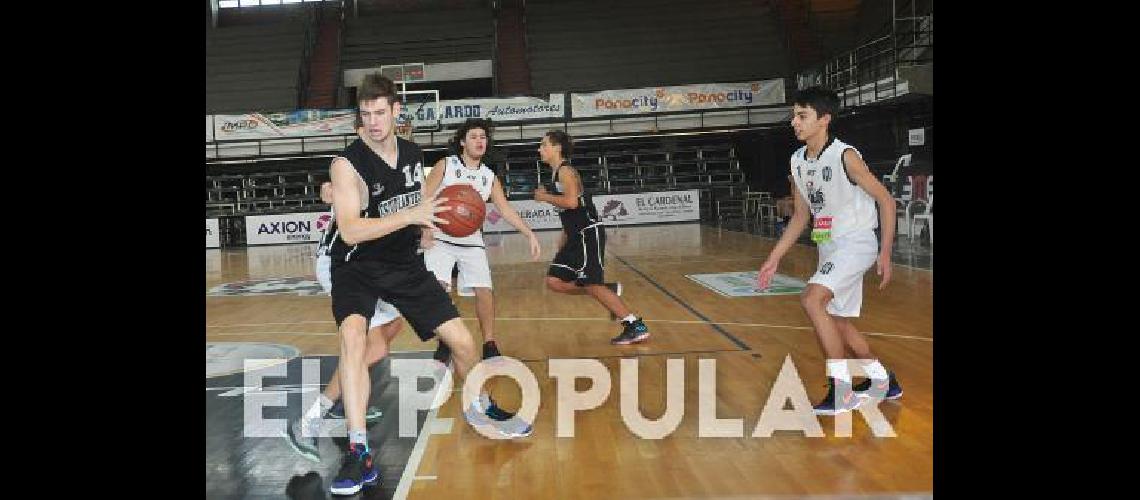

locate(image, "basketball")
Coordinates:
437 184 485 238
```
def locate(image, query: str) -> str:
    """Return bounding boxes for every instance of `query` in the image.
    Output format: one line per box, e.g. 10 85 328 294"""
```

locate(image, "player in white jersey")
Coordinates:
421 118 542 362
285 180 407 462
757 86 903 416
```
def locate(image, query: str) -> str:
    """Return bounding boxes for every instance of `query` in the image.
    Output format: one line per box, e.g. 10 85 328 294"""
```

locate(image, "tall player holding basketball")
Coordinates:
534 130 649 345
325 74 531 496
284 180 401 463
422 118 542 363
756 87 903 416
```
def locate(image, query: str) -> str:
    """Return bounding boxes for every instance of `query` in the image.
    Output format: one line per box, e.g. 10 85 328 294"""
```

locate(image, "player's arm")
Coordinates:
418 158 448 249
320 181 334 205
331 157 449 245
843 148 894 288
766 179 811 263
422 158 446 197
843 149 895 252
491 175 541 260
535 166 581 209
757 164 811 289
490 176 534 236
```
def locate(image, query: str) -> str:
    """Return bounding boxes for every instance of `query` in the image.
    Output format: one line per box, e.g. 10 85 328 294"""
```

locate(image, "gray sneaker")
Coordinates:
463 393 533 438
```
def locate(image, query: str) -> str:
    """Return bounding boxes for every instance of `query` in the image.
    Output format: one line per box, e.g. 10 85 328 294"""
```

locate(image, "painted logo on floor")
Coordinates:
207 276 325 296
206 342 300 378
686 271 807 297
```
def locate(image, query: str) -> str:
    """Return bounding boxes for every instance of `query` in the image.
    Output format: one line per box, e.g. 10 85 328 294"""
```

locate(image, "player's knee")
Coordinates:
341 337 367 360
449 336 475 359
833 317 851 332
799 291 817 310
340 316 368 348
437 319 476 354
800 286 830 311
545 276 567 292
381 319 403 341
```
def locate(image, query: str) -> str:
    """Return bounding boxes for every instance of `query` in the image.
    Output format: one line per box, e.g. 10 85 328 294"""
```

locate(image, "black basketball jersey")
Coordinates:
328 137 426 266
546 162 599 234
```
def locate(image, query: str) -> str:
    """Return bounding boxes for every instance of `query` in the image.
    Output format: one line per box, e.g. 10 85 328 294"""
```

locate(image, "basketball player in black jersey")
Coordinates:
284 180 404 463
534 130 650 345
324 74 531 496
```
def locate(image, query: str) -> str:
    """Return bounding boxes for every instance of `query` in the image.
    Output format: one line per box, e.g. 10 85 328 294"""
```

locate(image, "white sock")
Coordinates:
621 314 638 324
826 359 850 383
862 360 889 380
349 429 368 449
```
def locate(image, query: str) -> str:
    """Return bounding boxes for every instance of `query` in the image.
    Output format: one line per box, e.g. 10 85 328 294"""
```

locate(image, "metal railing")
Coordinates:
206 103 792 161
795 0 932 108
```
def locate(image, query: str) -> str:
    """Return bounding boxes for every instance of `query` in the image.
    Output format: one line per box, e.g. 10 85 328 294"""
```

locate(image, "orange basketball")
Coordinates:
437 184 486 238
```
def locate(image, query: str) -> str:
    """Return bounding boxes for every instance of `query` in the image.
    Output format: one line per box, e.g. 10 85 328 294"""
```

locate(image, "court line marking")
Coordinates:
614 253 751 350
393 369 453 500
205 318 932 342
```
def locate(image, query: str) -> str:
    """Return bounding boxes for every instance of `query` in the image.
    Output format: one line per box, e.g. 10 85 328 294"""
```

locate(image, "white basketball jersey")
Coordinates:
434 155 494 246
790 136 877 241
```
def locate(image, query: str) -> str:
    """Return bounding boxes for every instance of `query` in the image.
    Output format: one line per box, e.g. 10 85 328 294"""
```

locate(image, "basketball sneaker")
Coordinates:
813 377 864 416
611 318 649 345
853 371 903 400
463 393 533 438
482 340 502 360
330 443 379 495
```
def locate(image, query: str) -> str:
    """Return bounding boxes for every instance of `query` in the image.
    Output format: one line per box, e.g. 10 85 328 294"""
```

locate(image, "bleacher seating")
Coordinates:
206 16 311 113
525 0 789 93
340 8 492 70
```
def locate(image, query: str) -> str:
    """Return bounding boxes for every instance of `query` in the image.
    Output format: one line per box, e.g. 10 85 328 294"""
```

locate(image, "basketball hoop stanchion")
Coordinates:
382 63 439 140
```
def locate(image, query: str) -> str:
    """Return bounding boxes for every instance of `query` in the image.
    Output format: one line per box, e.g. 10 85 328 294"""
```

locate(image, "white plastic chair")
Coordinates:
908 193 932 245
888 154 912 212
